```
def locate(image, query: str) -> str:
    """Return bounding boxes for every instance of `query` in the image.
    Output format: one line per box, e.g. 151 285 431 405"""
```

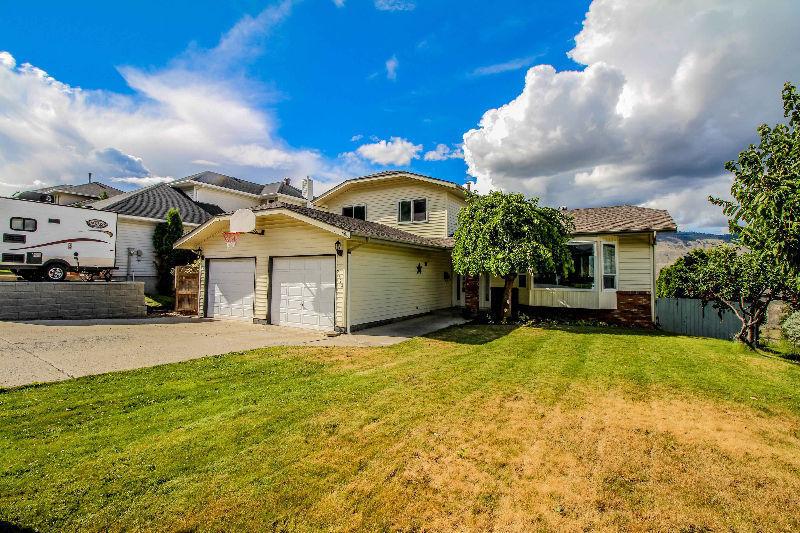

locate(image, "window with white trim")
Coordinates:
533 242 595 289
10 217 37 232
342 205 366 220
398 198 427 223
602 243 617 290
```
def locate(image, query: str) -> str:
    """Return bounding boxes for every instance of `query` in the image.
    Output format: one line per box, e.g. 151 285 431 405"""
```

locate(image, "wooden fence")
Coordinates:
655 298 741 340
174 264 200 315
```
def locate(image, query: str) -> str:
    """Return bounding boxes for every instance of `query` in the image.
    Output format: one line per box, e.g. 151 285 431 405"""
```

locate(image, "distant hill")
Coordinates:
656 231 733 274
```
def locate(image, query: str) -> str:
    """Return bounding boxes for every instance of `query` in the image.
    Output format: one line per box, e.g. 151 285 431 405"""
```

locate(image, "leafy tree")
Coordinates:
711 82 800 291
452 191 574 320
152 208 194 294
658 246 789 348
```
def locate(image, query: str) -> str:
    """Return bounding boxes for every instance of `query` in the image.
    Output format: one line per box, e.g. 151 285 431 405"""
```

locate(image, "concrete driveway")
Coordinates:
0 311 465 388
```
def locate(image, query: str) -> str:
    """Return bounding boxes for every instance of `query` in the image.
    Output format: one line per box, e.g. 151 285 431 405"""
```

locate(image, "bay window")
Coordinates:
533 242 595 289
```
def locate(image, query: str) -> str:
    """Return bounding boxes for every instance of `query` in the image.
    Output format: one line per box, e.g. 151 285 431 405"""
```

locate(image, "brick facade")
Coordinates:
464 275 480 317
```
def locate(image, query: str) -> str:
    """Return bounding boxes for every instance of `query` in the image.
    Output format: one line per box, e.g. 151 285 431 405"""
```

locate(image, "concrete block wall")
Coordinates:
0 282 146 321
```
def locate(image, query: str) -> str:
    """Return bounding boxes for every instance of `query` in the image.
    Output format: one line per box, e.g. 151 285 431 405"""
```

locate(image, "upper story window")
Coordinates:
534 242 595 289
10 217 37 232
398 198 427 223
342 205 366 220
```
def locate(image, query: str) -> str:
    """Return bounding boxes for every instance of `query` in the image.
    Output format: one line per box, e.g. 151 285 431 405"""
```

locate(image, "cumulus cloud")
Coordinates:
462 0 800 232
374 0 415 12
0 0 355 198
385 55 398 81
352 137 422 165
111 176 174 187
424 143 464 161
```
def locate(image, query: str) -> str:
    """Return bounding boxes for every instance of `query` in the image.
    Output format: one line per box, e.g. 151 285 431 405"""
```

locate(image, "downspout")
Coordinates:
651 231 657 323
126 247 134 281
346 247 351 334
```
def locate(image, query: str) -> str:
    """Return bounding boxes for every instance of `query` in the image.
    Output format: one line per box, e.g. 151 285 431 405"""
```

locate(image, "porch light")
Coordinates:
335 240 343 256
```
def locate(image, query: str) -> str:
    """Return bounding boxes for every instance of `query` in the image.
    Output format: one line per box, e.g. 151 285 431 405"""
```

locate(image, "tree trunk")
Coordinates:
502 274 516 322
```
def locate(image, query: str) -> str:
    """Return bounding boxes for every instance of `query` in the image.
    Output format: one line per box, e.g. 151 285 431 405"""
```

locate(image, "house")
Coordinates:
174 170 676 332
89 171 309 291
15 180 124 206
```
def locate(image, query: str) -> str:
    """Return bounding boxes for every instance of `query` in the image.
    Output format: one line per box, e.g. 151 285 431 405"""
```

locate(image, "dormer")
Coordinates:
170 171 308 212
313 170 467 238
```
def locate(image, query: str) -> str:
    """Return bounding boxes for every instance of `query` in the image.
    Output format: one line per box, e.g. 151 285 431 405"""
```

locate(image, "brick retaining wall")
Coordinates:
0 282 146 321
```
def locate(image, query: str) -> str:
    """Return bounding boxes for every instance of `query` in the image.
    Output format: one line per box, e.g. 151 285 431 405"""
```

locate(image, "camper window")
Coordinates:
10 217 37 232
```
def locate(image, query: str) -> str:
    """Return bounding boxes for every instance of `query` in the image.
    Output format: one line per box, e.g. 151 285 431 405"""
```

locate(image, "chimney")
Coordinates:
283 177 291 186
88 172 92 184
465 181 472 192
302 176 314 204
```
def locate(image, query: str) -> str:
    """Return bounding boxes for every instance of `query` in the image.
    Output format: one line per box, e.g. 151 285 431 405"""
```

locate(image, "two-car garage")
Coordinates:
205 256 335 331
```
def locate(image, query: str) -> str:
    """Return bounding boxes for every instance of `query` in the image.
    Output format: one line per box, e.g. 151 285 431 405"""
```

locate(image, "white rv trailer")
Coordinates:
0 197 118 281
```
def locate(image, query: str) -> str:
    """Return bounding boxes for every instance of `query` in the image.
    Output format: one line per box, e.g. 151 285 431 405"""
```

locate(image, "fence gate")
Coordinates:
655 298 741 340
174 264 200 315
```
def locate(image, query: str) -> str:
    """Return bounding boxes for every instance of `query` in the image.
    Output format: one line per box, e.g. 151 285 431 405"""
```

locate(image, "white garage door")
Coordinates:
271 256 335 331
206 258 255 320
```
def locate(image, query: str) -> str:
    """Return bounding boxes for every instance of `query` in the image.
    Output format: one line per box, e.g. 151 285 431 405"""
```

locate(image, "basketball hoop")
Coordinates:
223 232 242 248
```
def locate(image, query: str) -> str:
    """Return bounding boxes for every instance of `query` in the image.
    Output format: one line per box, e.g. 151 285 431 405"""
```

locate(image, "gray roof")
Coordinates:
90 183 220 225
34 181 124 200
568 205 677 234
185 170 305 198
253 202 453 249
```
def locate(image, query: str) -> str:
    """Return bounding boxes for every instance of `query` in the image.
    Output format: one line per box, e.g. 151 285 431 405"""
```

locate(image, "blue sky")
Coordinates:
1 0 798 232
0 0 588 185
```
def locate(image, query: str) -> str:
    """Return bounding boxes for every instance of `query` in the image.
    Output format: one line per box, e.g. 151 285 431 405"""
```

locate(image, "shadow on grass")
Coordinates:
0 521 38 533
425 323 519 345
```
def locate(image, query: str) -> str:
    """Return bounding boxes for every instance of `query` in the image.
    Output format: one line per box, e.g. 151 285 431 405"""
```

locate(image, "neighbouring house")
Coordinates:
89 171 309 291
15 180 124 206
174 170 676 332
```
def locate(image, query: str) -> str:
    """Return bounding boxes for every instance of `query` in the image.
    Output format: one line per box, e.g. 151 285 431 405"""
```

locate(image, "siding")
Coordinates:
115 218 158 278
348 243 452 327
318 181 450 238
446 192 466 237
617 233 653 291
196 215 345 327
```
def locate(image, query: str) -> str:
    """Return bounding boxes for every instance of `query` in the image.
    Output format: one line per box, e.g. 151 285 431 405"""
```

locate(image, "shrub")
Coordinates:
782 311 800 346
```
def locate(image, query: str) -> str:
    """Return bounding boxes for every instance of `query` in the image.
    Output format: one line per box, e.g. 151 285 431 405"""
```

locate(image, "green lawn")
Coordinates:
2 325 800 532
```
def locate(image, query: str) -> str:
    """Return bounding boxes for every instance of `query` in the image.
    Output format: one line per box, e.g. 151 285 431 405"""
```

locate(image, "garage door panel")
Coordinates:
271 256 335 331
207 258 255 320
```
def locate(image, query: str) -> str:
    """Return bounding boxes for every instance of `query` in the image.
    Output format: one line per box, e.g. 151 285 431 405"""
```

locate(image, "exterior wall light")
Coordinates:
335 240 343 256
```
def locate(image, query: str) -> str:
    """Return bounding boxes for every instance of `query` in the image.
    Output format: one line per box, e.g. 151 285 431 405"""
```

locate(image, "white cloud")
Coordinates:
374 0 415 12
469 56 539 77
333 0 345 7
350 134 363 142
352 137 422 165
0 1 357 198
424 143 464 161
111 176 174 187
462 0 800 232
385 55 398 81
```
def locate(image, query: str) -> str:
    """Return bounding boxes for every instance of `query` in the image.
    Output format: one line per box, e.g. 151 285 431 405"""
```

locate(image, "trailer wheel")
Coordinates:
43 262 69 282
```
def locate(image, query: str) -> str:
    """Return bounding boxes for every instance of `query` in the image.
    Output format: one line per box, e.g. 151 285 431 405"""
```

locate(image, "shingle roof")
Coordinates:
34 181 124 200
90 183 219 225
253 202 453 249
314 170 465 203
567 205 677 234
185 171 305 198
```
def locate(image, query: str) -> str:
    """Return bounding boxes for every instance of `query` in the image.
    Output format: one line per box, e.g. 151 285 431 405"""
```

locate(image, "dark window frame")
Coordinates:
10 217 37 232
398 198 428 223
341 205 367 220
